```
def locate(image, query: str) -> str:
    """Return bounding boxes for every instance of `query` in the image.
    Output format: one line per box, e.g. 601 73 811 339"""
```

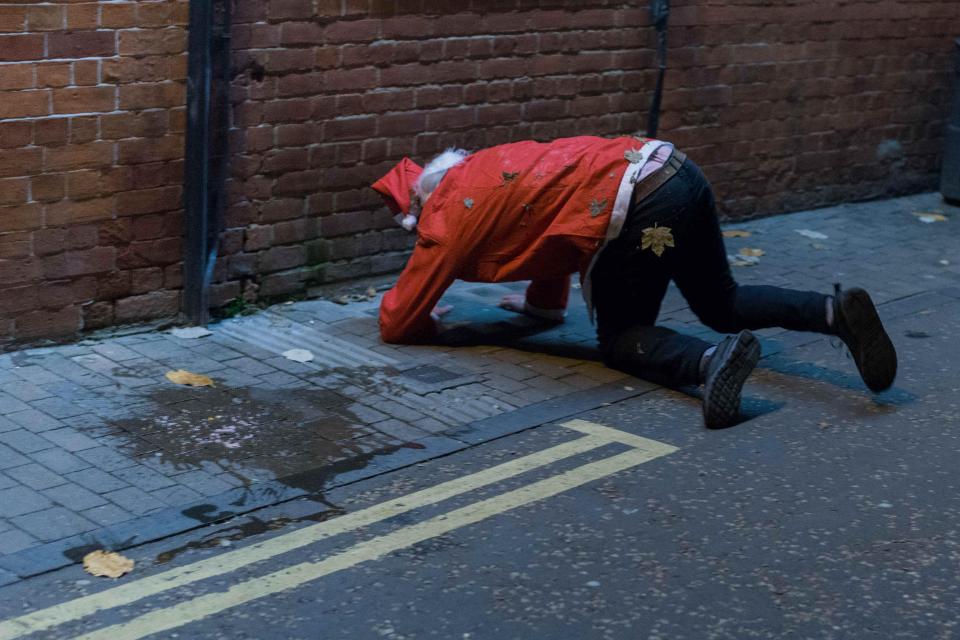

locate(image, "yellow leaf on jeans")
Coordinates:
640 225 674 257
722 229 751 238
83 550 134 578
739 247 765 257
165 369 215 387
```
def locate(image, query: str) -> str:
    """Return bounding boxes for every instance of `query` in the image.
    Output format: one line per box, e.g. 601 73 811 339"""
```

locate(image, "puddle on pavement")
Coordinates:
103 379 420 499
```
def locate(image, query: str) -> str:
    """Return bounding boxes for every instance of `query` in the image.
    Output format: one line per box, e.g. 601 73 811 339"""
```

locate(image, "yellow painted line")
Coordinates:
70 445 675 640
562 420 679 453
0 433 611 640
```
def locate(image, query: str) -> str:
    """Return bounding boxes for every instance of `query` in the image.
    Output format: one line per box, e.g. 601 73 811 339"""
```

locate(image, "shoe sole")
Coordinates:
703 330 761 429
839 289 897 392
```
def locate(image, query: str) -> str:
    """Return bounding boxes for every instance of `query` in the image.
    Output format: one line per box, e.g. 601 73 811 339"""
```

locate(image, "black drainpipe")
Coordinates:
183 0 231 325
942 38 960 204
646 0 670 138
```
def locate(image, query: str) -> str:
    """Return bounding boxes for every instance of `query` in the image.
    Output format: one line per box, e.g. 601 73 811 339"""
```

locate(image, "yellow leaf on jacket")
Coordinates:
739 247 765 257
83 550 134 578
640 225 674 257
722 229 751 238
165 369 215 387
624 148 644 163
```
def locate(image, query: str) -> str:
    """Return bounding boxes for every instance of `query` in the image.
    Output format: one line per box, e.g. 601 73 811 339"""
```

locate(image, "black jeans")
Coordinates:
592 157 830 387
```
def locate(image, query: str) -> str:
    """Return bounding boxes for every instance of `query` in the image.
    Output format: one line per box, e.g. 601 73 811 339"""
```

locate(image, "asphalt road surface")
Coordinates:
1 296 958 639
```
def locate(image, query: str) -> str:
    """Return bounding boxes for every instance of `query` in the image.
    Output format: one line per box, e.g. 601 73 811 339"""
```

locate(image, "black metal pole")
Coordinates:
184 0 213 325
941 38 960 204
646 0 670 138
184 0 230 325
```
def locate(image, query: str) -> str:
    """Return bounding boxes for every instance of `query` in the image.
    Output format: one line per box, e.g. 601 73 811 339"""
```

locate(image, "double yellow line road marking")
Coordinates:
0 420 677 640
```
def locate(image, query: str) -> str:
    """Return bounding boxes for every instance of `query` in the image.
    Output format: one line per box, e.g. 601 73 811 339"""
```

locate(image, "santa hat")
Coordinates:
372 158 423 217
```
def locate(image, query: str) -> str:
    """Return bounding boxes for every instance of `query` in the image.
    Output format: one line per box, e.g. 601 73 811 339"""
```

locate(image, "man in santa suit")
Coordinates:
371 136 897 428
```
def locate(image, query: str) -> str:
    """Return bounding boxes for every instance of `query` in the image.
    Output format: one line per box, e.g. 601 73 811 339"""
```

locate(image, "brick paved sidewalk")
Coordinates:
0 191 957 583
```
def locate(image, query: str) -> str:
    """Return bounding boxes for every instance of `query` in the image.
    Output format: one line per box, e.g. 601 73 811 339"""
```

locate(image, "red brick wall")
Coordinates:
223 0 958 305
0 1 188 345
2 1 958 344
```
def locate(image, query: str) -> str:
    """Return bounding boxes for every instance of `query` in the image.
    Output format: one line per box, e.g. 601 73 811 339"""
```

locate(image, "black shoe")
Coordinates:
831 285 897 392
702 330 761 429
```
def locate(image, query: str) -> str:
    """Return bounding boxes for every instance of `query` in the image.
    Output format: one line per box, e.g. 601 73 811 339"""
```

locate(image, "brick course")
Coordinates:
1 1 957 345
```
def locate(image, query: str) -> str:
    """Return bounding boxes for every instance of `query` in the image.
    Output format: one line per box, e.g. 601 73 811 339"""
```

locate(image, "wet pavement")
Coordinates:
0 191 959 637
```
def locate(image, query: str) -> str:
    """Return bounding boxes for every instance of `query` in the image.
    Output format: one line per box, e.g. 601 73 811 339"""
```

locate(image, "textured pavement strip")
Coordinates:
0 192 956 580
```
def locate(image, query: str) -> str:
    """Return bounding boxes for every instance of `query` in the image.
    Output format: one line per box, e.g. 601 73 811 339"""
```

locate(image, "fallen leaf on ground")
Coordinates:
83 550 134 578
912 211 947 223
282 348 314 363
366 287 378 298
165 369 215 387
794 229 828 240
170 326 212 339
722 229 751 238
739 247 765 257
811 242 827 250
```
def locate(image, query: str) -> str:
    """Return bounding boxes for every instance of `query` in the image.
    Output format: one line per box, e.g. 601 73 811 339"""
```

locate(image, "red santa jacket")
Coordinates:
374 135 667 344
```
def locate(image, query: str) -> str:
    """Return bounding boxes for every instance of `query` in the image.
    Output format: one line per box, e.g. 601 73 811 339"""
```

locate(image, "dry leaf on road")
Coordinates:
739 247 765 257
912 211 947 223
83 550 134 578
728 254 759 267
722 229 752 238
170 326 212 339
795 229 828 240
282 349 314 363
165 369 215 387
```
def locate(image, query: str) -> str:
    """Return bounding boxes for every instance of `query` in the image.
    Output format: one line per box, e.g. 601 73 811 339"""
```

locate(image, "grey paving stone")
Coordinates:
0 444 29 470
170 470 234 496
221 356 278 376
0 485 55 517
2 429 54 454
74 446 139 472
91 342 143 362
38 428 100 452
2 381 51 402
42 483 107 511
127 339 192 361
12 507 97 541
5 464 65 491
0 528 38 555
0 393 31 415
0 416 19 434
64 468 129 493
371 419 432 443
111 464 178 492
26 396 91 419
81 503 134 528
150 483 205 506
0 473 16 491
188 341 243 361
102 486 167 516
256 371 303 387
70 353 119 374
7 365 64 385
29 448 91 475
5 409 64 433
